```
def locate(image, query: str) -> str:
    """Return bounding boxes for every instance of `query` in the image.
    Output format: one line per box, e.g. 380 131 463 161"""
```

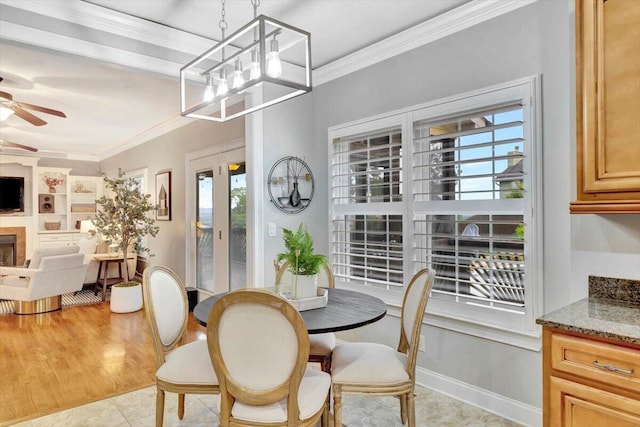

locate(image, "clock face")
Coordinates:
267 156 314 214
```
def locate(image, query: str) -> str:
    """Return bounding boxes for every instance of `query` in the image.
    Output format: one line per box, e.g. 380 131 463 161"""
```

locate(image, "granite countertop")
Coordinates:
536 275 640 345
536 297 640 345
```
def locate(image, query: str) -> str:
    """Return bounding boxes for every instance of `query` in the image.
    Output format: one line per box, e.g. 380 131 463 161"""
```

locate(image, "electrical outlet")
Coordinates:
418 335 426 352
268 222 277 237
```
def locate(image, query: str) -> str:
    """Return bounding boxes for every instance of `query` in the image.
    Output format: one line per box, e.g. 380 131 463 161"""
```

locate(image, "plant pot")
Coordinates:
48 186 56 193
292 274 317 300
110 282 143 313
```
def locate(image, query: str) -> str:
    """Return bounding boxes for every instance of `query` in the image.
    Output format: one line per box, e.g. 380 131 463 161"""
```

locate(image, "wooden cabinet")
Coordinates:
571 0 640 213
542 328 640 426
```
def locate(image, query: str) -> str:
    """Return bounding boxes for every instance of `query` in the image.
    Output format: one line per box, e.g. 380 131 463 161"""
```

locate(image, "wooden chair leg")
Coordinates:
156 388 165 427
400 393 408 424
333 384 342 427
407 391 416 427
322 392 330 427
178 393 185 419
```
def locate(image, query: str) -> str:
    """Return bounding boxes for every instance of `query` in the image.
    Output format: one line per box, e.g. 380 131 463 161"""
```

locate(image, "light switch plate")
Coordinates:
268 222 277 237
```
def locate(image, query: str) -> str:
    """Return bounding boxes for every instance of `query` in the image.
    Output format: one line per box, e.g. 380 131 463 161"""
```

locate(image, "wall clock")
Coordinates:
267 156 314 213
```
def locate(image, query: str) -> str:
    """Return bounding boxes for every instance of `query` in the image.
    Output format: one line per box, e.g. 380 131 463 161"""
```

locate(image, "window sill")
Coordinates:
339 281 542 351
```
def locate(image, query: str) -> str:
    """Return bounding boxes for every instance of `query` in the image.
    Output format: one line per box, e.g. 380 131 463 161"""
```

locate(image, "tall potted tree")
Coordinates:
93 170 159 313
276 223 326 299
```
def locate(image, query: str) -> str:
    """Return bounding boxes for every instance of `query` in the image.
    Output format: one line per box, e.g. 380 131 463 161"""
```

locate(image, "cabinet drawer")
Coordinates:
551 333 640 394
550 376 640 427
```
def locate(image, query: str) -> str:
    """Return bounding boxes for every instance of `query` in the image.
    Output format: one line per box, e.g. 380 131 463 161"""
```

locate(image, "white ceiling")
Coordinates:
0 0 530 161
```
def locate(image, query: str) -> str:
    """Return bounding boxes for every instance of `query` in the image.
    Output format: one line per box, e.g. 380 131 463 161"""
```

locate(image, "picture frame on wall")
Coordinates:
156 171 171 221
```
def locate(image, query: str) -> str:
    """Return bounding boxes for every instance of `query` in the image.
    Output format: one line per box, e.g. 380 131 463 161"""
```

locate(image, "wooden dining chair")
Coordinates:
142 266 219 427
275 260 336 372
206 289 331 427
330 268 436 427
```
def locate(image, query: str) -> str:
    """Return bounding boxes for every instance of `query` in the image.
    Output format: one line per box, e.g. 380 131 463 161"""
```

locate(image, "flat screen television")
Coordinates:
0 176 25 213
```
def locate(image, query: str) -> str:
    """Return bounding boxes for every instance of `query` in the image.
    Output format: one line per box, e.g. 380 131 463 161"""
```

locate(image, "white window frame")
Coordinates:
328 113 411 308
328 77 543 349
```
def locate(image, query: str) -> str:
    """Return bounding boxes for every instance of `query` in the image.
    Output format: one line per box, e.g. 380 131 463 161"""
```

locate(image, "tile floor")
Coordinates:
12 384 521 427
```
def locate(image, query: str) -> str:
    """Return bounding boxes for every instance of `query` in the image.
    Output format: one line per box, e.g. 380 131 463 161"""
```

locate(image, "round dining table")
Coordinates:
194 287 387 334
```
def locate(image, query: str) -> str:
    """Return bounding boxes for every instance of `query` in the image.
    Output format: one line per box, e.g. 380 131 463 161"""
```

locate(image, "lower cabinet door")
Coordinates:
550 376 640 427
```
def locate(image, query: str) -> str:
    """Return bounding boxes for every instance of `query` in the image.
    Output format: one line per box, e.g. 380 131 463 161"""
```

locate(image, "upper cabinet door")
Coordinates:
571 0 640 214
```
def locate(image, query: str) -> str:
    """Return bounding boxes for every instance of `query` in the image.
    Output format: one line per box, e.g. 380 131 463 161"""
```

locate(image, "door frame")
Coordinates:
185 139 245 294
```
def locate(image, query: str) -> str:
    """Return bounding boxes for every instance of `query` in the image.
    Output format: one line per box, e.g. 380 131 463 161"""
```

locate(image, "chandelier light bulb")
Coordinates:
203 74 215 102
249 50 261 80
232 58 245 89
266 37 282 78
217 69 229 97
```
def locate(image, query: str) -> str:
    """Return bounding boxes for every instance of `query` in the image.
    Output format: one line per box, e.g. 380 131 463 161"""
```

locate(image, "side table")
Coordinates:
93 254 128 301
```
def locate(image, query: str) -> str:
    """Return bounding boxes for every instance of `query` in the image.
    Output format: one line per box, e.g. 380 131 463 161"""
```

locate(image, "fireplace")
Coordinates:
0 235 17 266
0 227 26 267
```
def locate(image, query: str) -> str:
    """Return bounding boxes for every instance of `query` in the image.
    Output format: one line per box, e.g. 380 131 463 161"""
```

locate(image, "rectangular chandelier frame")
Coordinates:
180 14 312 122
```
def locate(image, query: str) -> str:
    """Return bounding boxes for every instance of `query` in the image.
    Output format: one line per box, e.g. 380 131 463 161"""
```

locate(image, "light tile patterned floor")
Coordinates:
12 384 521 427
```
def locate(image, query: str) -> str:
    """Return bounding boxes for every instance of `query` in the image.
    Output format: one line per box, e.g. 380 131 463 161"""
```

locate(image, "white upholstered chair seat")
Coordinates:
222 368 330 423
143 266 219 427
156 340 218 386
0 247 87 314
309 333 336 355
331 269 435 427
331 342 409 385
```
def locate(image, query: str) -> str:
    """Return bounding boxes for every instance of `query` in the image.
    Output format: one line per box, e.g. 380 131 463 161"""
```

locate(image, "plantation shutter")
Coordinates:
330 126 404 290
412 103 527 313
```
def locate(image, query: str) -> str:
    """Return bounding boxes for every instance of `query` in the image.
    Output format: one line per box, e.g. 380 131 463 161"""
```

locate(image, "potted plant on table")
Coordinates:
276 223 326 299
93 170 159 313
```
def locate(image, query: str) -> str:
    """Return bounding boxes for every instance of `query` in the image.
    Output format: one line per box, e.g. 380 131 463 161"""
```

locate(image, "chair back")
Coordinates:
142 266 188 367
29 253 87 299
399 268 435 378
275 260 335 289
207 289 309 419
29 245 79 269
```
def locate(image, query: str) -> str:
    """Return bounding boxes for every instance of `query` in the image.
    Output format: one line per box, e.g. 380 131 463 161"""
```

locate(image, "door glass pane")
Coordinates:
229 162 246 290
196 170 214 292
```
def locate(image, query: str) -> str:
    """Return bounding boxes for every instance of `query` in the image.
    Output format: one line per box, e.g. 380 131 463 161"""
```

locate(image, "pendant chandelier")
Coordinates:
180 0 312 122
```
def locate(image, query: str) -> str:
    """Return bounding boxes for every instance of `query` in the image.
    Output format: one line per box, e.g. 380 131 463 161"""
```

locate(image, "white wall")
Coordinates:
100 117 244 281
257 0 640 416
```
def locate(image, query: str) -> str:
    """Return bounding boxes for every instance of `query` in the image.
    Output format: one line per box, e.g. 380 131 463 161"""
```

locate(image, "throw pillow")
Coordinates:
77 236 98 255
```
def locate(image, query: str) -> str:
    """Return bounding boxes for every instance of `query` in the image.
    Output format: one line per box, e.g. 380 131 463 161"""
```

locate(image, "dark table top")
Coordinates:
194 288 387 334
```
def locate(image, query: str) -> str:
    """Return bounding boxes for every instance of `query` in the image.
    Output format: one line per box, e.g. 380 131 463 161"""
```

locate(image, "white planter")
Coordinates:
110 283 143 313
292 274 317 300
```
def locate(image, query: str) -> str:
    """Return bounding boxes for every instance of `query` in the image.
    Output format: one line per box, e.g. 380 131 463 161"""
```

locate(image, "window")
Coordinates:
125 168 147 194
330 118 406 293
329 78 541 344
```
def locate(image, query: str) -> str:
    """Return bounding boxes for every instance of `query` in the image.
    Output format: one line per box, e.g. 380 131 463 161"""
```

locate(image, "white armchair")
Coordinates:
0 246 87 314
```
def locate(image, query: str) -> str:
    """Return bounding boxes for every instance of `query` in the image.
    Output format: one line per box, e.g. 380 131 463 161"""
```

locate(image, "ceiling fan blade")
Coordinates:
12 106 47 126
0 140 38 152
18 102 66 118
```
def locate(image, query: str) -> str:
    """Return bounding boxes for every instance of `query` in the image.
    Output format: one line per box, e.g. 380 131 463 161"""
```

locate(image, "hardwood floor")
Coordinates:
0 302 205 427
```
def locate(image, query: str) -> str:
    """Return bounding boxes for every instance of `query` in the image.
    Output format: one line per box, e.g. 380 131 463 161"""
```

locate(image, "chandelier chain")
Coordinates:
251 0 260 18
219 0 227 37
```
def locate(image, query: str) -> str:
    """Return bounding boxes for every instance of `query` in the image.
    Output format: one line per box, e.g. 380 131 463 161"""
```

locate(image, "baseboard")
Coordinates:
414 366 542 427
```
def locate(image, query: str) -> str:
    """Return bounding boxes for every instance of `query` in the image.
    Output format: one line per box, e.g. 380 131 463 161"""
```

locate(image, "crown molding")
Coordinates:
0 0 214 56
96 114 195 161
0 21 185 77
313 0 539 86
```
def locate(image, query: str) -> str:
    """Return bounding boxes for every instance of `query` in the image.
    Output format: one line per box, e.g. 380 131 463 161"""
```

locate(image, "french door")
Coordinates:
187 147 246 295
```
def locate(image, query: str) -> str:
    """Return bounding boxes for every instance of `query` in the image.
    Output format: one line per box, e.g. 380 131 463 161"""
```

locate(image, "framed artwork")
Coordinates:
155 171 171 221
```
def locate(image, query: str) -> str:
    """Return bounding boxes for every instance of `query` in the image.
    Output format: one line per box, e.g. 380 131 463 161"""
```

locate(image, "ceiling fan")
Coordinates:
0 77 67 126
0 138 38 152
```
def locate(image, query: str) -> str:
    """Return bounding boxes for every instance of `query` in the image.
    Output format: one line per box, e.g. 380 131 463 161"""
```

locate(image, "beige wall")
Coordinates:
99 117 244 281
